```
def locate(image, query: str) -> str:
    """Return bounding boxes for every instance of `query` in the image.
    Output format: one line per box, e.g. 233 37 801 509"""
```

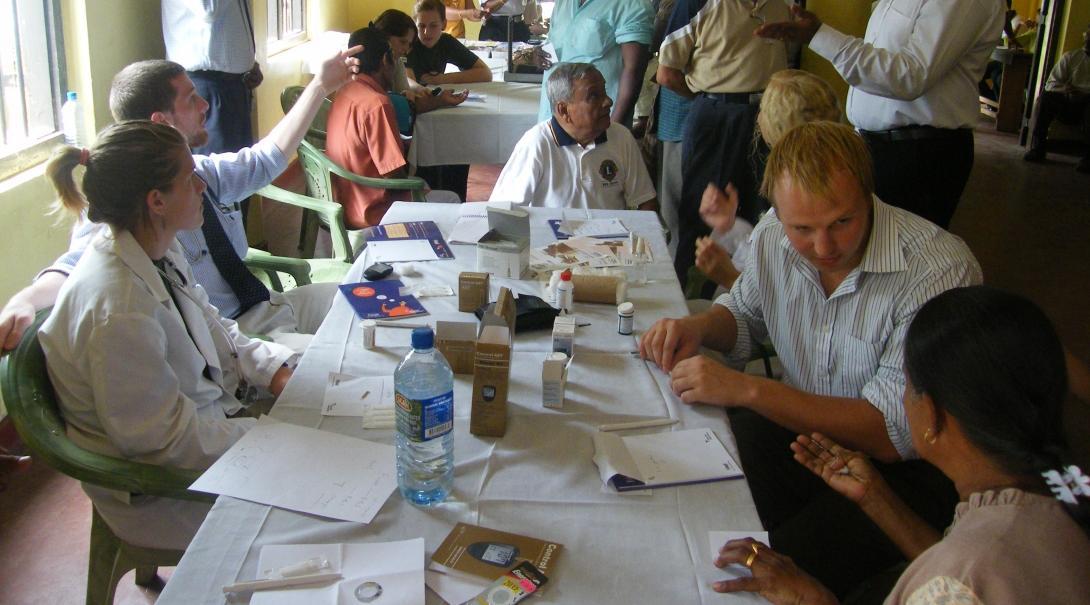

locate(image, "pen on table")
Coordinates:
222 572 343 593
373 320 429 329
599 418 678 432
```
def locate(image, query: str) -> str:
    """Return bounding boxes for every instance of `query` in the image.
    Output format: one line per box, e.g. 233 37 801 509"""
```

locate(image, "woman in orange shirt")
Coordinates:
442 0 482 38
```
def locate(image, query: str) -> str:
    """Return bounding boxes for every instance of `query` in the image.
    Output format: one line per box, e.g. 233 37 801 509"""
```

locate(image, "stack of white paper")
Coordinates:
592 428 744 492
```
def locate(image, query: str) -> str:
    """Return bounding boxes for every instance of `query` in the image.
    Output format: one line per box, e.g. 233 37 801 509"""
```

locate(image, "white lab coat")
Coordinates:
39 229 295 549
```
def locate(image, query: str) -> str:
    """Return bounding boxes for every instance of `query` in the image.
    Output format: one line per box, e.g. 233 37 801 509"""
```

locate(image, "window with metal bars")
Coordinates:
267 0 306 47
0 0 65 181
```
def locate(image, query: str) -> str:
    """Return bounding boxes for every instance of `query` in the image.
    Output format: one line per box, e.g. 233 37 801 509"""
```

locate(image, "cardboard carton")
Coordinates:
436 321 477 374
458 271 490 313
477 206 530 279
470 324 512 437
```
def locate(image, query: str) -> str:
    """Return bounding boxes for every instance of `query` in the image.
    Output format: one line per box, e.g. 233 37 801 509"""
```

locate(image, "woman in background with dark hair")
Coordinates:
713 285 1090 604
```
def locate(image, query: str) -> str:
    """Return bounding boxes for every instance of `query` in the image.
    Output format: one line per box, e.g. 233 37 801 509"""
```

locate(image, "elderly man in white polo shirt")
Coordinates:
490 63 658 211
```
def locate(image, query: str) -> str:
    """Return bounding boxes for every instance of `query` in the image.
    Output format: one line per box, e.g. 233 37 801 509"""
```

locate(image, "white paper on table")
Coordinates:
592 429 743 490
425 570 487 605
251 539 426 605
367 239 441 263
459 201 512 217
322 374 394 417
707 531 771 603
448 216 490 244
466 93 488 102
190 416 397 524
557 218 629 238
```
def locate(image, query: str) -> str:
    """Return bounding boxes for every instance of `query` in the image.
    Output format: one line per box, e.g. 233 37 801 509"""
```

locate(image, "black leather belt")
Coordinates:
486 14 524 23
698 91 763 104
859 125 971 142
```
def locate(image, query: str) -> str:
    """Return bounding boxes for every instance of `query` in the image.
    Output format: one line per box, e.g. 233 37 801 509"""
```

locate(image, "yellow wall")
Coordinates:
1058 0 1089 54
798 1 872 109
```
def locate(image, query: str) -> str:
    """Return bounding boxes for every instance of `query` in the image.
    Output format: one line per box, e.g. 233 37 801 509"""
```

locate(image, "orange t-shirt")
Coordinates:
325 74 407 229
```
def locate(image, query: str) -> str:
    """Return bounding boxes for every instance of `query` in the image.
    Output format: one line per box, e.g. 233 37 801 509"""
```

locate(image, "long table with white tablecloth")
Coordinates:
157 202 762 604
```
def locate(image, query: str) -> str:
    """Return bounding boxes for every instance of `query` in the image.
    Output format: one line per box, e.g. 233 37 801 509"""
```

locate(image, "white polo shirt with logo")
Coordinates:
490 119 657 210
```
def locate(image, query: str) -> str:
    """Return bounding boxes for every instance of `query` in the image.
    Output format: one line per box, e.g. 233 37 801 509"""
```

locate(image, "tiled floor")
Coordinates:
0 123 1086 604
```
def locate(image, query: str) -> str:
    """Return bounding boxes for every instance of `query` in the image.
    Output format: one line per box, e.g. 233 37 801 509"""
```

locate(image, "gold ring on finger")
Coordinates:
750 543 760 555
744 551 758 568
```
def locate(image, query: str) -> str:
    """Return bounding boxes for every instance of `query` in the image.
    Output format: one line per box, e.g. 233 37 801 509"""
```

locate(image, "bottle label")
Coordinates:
395 389 454 442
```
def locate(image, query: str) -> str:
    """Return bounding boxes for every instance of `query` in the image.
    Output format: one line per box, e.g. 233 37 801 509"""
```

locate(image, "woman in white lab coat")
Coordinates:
39 121 296 549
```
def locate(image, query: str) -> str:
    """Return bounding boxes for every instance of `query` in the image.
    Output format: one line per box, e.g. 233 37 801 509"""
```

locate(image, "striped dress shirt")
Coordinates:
715 197 982 459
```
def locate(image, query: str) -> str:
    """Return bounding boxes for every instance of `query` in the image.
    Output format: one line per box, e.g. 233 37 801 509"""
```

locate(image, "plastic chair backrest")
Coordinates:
297 139 338 204
0 310 211 502
281 85 331 149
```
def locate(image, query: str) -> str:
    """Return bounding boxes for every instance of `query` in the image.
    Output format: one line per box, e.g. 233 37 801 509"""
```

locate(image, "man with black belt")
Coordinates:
657 0 788 286
478 0 539 43
757 1 1006 229
162 0 262 155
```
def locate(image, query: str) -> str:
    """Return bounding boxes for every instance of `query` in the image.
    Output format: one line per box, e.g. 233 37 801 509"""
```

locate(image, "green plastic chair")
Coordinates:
295 139 426 256
0 310 215 605
244 245 315 291
280 85 331 150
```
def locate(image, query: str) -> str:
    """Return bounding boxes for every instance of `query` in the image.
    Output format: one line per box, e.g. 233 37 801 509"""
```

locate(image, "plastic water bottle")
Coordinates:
60 91 84 147
394 327 455 506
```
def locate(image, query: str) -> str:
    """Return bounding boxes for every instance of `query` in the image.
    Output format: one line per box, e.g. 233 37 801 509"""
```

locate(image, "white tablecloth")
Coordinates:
158 203 762 605
407 81 542 168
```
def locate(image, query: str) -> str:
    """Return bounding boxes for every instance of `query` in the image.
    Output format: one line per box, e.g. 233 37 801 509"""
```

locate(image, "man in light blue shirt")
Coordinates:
0 50 362 352
537 0 654 127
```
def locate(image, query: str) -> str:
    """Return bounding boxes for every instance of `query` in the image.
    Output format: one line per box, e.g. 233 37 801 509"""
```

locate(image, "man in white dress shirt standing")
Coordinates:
641 122 981 597
162 0 262 155
756 1 1006 229
491 63 658 211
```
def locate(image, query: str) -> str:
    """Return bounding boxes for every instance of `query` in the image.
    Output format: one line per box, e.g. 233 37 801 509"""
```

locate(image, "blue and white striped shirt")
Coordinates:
716 197 982 459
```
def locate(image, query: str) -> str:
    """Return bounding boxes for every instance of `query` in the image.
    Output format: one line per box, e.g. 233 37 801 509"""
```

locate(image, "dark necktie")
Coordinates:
200 193 270 318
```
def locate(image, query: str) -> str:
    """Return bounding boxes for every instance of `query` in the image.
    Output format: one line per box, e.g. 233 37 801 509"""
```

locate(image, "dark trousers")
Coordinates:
1029 90 1090 152
189 70 254 155
729 409 958 600
861 128 974 230
479 16 532 42
415 164 470 202
674 94 765 288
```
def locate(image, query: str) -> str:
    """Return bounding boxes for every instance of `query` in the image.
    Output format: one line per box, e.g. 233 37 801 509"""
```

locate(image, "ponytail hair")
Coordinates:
46 146 88 219
45 120 189 232
905 286 1090 535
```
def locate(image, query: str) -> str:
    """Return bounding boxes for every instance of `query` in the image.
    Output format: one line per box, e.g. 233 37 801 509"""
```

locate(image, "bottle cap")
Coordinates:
66 91 77 101
411 326 434 349
548 352 568 362
617 302 634 316
560 269 572 281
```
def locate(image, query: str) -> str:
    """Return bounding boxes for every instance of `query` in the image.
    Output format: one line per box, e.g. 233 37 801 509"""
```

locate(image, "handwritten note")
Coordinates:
190 416 397 524
322 373 394 417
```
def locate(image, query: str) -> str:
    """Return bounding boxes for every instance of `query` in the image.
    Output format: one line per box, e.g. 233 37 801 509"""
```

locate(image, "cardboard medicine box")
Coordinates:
477 206 530 279
458 271 490 313
470 324 512 437
436 321 477 374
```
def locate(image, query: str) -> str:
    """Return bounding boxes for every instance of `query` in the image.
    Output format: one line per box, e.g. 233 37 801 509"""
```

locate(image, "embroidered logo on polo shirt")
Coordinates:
599 159 618 183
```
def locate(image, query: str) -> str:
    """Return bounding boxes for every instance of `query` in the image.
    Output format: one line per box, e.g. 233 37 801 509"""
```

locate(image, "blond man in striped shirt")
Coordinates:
640 121 982 597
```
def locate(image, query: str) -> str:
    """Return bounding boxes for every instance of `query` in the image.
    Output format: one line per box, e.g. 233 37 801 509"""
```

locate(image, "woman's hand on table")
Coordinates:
713 539 839 605
439 89 470 107
269 366 294 398
792 432 883 507
639 316 703 372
